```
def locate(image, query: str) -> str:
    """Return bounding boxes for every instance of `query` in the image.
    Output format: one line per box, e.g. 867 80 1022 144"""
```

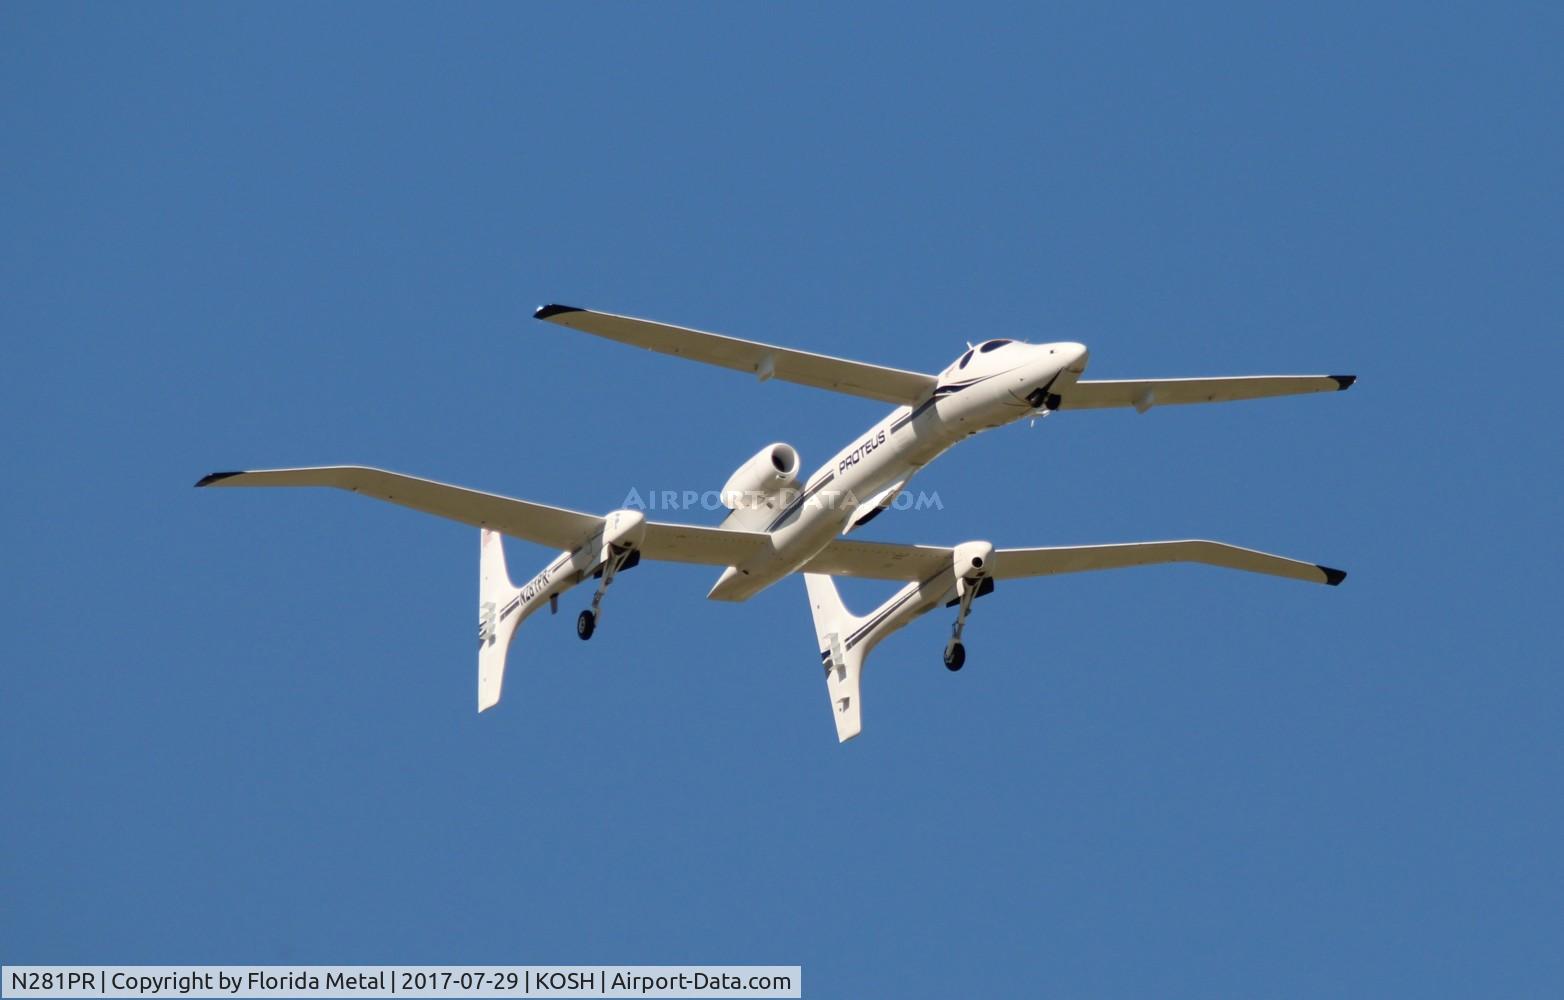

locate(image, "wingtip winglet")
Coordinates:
1330 375 1357 391
1320 566 1348 586
534 303 583 321
195 471 244 488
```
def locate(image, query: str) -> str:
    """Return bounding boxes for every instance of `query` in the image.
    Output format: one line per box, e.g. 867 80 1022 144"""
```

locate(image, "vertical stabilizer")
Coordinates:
478 529 524 712
803 573 868 742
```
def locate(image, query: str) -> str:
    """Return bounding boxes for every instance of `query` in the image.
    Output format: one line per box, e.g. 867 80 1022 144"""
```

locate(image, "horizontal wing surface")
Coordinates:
535 305 937 406
993 539 1344 585
195 466 603 550
640 521 774 566
198 466 780 567
800 538 953 580
802 536 1344 586
1058 375 1354 411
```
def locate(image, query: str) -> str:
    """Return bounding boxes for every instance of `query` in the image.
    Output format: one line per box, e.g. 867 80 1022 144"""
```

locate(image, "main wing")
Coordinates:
639 521 773 566
534 304 937 406
800 538 951 580
195 466 604 549
1058 375 1355 412
991 539 1344 585
802 537 1344 586
196 465 772 565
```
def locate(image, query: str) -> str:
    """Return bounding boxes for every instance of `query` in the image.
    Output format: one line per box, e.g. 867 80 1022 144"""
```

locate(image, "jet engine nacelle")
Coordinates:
952 540 994 580
720 442 802 511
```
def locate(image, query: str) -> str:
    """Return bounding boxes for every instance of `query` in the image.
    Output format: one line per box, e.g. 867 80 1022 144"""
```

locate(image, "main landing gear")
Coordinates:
943 642 966 671
943 575 983 671
576 545 636 642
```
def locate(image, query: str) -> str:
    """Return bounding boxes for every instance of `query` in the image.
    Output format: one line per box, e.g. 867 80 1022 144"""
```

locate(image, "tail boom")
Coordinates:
804 570 958 742
478 529 529 711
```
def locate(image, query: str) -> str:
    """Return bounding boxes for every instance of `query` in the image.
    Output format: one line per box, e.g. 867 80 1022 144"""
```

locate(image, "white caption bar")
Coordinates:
1 967 801 999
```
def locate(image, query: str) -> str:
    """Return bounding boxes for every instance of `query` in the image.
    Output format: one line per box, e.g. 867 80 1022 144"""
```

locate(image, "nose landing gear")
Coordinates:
1025 374 1063 426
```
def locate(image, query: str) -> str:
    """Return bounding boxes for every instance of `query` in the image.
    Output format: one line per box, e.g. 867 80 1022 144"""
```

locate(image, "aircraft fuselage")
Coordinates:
707 339 1088 600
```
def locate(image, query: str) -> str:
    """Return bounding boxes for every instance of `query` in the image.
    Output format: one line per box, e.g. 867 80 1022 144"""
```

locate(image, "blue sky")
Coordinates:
3 4 1561 996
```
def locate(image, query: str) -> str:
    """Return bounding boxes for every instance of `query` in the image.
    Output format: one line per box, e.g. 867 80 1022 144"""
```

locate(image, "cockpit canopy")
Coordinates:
950 339 1017 373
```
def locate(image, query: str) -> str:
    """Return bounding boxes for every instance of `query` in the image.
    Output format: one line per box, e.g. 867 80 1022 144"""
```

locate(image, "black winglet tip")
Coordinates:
1320 566 1348 586
1330 375 1357 391
533 303 583 321
195 470 244 488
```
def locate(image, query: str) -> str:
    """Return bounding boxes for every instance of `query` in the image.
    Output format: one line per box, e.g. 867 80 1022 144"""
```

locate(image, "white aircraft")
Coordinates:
198 304 1354 741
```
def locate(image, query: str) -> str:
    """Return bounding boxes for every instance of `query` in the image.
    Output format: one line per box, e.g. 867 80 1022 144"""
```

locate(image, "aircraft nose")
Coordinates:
1060 342 1088 372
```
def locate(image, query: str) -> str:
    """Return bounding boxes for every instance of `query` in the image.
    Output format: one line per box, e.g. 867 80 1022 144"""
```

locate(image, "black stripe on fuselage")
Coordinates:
843 570 948 649
890 401 928 433
894 369 1008 433
904 396 940 425
765 472 836 532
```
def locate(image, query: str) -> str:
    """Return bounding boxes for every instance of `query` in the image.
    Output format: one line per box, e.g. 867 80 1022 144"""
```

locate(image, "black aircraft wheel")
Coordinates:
943 641 966 672
576 609 596 641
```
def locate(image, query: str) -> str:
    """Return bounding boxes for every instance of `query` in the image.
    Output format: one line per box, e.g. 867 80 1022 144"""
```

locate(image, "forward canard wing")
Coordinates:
1057 375 1355 412
534 305 938 406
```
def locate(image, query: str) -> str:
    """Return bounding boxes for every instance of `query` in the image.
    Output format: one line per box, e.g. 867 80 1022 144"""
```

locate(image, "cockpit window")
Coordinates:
978 339 1013 353
957 349 975 369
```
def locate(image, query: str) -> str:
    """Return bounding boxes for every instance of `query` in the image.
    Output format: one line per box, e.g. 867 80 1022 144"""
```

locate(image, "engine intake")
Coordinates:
720 443 802 510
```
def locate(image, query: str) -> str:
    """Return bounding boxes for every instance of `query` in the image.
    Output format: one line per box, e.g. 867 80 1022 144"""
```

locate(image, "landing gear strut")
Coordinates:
943 574 982 671
577 545 634 641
